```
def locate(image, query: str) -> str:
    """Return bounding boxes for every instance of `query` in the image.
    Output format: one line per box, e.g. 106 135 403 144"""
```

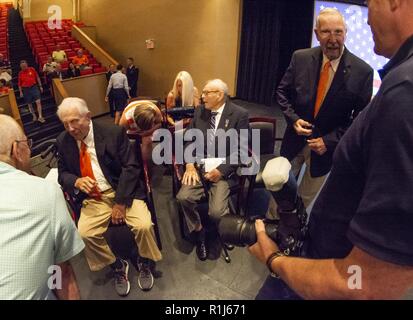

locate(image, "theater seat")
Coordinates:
93 66 107 73
80 69 93 76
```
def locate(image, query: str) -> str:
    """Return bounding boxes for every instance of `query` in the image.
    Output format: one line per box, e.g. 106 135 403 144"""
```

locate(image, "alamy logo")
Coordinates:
47 5 62 30
47 265 62 290
347 265 362 290
151 122 261 175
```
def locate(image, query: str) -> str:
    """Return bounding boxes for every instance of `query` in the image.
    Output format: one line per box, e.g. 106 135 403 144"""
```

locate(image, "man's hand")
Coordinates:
19 91 23 98
182 163 200 186
307 137 327 155
204 168 222 183
293 119 313 136
104 96 109 102
75 177 98 194
248 219 280 264
112 203 126 225
39 86 44 93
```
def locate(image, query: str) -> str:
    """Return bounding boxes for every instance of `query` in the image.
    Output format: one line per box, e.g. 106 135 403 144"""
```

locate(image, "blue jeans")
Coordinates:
256 275 302 300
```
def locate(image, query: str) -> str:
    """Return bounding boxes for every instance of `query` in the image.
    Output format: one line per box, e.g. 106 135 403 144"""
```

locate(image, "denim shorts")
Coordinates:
23 85 41 104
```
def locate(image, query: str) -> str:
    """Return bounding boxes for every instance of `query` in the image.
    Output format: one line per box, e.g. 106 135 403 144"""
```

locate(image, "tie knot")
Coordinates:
81 141 87 152
211 111 218 117
323 61 331 71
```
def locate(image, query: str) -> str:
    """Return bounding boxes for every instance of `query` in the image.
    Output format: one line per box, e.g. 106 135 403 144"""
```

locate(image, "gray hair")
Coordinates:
0 115 24 158
205 79 229 95
57 97 90 120
316 8 346 30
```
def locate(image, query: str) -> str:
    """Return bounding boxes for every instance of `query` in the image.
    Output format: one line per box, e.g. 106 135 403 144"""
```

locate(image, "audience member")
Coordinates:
18 60 45 123
106 64 117 118
72 49 91 71
52 44 67 63
66 62 81 78
166 71 200 126
126 57 139 98
119 100 163 161
0 115 84 299
176 79 249 261
0 79 9 95
105 64 130 125
56 97 162 294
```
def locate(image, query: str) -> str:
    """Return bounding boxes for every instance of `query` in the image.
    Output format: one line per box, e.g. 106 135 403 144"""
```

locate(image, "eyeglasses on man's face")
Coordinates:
319 29 345 38
201 90 220 96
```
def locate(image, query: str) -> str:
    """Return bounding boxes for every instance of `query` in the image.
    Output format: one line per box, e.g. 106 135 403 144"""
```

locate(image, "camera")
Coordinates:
167 106 195 121
218 157 308 255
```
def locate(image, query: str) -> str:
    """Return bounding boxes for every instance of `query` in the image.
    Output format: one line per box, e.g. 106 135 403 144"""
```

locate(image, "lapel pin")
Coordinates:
225 119 229 128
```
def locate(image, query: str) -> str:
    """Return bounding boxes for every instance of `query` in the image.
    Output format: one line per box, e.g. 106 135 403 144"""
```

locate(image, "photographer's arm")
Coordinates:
250 225 413 300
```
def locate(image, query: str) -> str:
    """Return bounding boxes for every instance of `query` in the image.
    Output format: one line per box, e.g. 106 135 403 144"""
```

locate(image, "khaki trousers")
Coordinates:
267 145 328 218
78 190 162 271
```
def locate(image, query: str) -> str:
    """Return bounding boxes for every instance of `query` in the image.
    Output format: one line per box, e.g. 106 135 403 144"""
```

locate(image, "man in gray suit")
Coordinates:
176 79 249 261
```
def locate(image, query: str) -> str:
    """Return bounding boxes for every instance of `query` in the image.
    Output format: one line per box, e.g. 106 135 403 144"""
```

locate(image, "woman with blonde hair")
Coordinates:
120 99 163 161
166 71 200 125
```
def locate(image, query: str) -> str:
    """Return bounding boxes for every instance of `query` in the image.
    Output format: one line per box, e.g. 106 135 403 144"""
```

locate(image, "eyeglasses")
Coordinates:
319 29 345 38
201 90 220 96
10 139 33 156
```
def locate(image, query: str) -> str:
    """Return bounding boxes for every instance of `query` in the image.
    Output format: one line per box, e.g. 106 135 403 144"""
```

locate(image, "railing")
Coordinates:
71 25 118 68
0 90 23 127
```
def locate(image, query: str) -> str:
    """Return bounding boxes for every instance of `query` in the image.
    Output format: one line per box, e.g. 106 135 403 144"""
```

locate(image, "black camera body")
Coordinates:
167 106 195 121
218 157 308 255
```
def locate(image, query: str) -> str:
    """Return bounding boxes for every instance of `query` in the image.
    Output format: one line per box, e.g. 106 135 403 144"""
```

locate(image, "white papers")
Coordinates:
201 158 225 172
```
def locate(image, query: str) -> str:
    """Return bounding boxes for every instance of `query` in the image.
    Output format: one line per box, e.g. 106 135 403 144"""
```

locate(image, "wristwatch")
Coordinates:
266 251 285 278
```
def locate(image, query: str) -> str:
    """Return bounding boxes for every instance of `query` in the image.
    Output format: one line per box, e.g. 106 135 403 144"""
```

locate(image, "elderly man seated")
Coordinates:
72 49 91 71
176 79 249 261
55 97 162 295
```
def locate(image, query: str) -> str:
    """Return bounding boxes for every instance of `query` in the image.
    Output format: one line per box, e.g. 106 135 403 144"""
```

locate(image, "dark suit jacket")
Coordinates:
126 65 139 87
56 121 146 207
185 99 249 179
66 68 80 78
277 47 373 177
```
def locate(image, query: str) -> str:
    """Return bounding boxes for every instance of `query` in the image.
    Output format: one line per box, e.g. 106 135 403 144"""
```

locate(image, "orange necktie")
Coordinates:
79 141 101 200
314 61 331 117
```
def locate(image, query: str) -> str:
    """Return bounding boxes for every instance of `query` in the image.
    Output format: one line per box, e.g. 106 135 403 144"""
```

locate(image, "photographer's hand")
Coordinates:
307 137 327 155
248 219 280 264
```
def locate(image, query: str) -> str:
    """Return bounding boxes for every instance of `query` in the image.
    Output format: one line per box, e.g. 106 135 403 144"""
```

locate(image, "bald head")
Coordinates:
0 115 24 157
367 0 413 58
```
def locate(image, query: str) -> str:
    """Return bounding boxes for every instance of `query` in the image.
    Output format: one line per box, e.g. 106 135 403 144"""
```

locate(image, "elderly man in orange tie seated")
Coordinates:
55 97 162 296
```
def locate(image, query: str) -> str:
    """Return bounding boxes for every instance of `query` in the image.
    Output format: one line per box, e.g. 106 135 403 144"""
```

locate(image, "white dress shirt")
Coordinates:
77 121 112 192
212 103 226 131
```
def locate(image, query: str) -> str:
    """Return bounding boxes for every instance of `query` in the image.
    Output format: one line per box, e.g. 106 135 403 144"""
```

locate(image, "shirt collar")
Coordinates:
0 161 17 173
322 46 344 73
379 34 413 80
213 103 226 115
81 121 94 148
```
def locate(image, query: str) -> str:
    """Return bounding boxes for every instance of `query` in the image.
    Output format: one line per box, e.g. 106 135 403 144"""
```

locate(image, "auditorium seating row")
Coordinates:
0 4 12 60
25 20 107 76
